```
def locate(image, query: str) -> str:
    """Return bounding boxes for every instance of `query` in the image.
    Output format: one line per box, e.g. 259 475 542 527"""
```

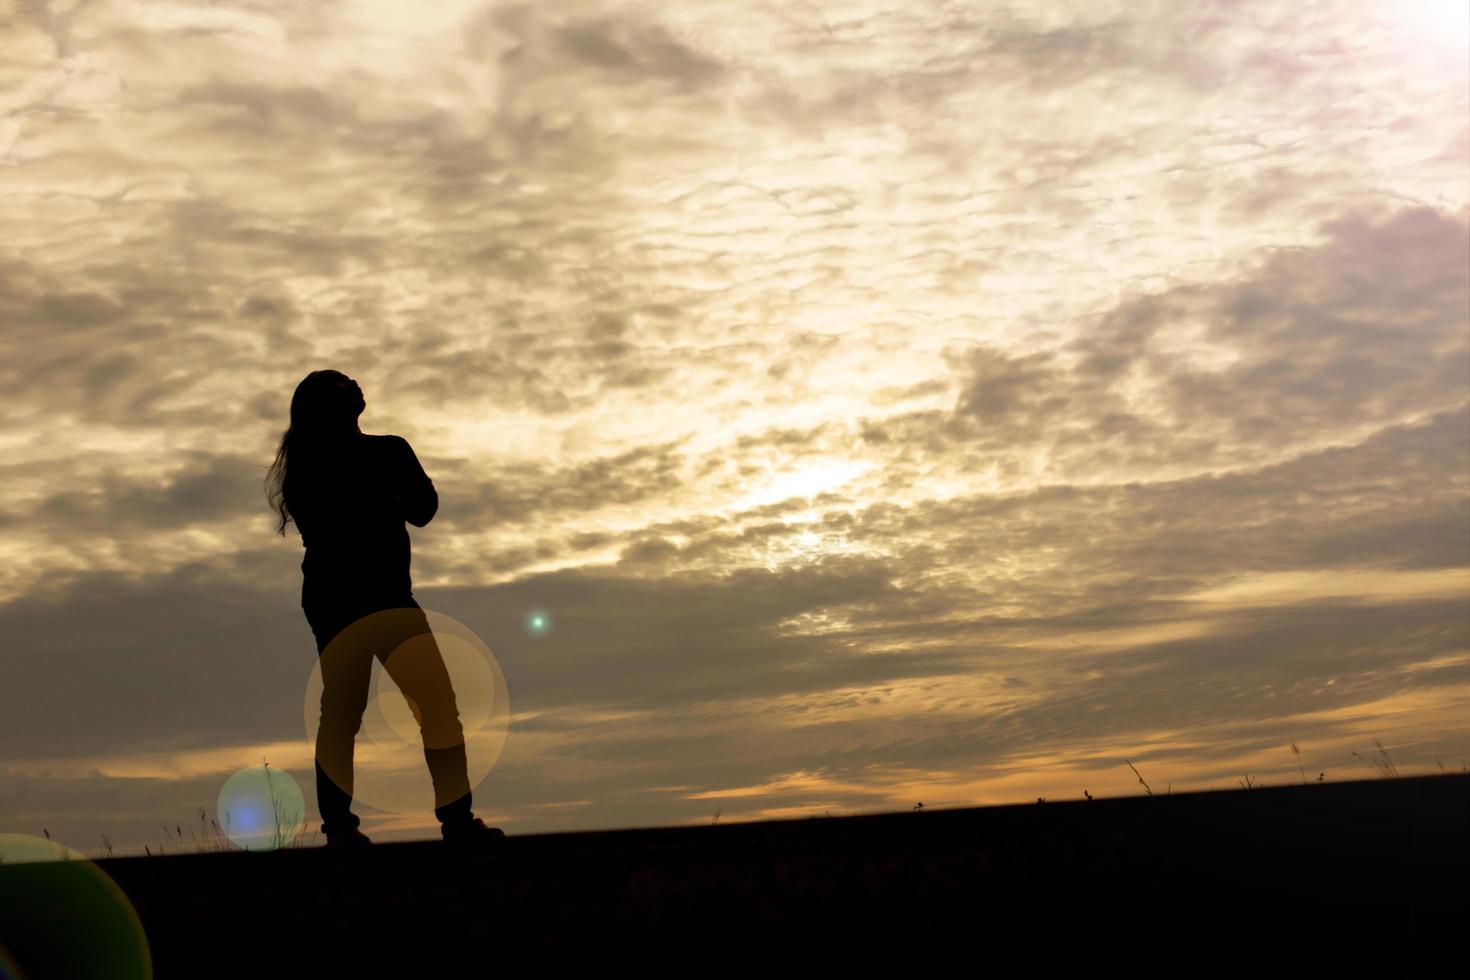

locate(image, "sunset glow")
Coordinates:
0 0 1466 855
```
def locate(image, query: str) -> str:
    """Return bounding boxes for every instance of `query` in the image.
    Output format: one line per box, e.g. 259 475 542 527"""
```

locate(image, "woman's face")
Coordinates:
324 372 365 420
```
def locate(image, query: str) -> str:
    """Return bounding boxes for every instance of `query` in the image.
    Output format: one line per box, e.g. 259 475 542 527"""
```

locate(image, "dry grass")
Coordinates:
54 736 1465 860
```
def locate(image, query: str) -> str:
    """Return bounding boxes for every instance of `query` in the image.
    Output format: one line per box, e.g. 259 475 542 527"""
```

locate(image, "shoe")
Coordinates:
325 827 373 847
441 816 505 843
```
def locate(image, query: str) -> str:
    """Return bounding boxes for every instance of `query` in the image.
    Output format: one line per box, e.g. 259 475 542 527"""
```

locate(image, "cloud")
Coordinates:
931 205 1469 480
1 1 1466 849
550 18 724 89
0 556 307 761
5 404 1463 781
26 451 268 532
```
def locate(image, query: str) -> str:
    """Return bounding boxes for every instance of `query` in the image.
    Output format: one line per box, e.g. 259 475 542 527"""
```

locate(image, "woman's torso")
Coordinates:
288 434 416 607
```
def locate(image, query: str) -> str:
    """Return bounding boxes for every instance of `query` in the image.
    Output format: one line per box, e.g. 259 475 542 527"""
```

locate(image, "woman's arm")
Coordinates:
392 435 438 528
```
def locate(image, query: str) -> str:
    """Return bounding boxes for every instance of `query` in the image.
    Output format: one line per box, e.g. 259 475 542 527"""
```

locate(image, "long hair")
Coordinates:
264 370 361 536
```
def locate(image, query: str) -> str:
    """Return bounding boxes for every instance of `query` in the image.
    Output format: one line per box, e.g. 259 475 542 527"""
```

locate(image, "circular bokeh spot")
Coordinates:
365 632 497 750
525 608 552 637
304 606 510 817
0 943 25 980
371 690 423 747
216 766 307 852
0 833 151 980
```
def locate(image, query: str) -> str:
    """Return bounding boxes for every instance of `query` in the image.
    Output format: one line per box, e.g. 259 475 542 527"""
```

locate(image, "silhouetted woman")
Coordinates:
265 369 502 846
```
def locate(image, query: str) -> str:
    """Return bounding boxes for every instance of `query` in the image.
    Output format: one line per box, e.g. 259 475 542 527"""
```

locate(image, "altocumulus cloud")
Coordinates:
0 0 1466 851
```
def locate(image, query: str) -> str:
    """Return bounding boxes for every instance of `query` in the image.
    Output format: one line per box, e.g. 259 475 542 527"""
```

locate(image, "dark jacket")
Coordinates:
287 433 437 604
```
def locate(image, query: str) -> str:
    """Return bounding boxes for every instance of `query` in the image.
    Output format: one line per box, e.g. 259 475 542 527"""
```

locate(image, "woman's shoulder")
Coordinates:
362 433 417 465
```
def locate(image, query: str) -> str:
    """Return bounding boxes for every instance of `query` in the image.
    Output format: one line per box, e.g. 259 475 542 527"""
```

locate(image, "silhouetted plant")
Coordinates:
1373 739 1399 777
1125 760 1152 797
40 827 67 861
1352 739 1400 779
1291 742 1307 785
263 761 305 850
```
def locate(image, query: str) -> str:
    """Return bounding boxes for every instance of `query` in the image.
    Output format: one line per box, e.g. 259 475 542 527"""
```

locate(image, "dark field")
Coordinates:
7 773 1466 974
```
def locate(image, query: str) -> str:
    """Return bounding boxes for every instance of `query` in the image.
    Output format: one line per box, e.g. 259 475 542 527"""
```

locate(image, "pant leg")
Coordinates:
376 602 474 825
304 600 376 836
306 594 476 831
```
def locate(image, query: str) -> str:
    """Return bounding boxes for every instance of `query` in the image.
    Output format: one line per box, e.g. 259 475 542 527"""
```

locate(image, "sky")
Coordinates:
1 0 1467 855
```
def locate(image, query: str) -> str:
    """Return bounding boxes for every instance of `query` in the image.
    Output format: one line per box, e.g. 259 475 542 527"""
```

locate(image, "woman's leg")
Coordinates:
377 602 475 826
306 603 375 836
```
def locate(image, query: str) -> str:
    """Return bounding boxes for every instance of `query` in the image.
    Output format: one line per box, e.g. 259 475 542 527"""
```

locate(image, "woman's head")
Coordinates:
290 369 365 434
263 370 366 536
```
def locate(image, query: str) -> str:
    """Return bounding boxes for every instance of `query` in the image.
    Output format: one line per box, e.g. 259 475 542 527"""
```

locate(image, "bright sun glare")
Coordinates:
734 458 871 511
1393 0 1470 50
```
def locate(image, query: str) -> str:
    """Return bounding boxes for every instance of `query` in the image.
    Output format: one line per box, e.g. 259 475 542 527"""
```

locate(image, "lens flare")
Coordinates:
216 765 307 852
525 608 552 636
0 833 152 979
0 943 24 980
304 606 510 817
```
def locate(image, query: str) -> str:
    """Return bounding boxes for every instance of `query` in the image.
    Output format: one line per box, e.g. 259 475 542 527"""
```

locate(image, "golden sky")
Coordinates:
1 0 1468 853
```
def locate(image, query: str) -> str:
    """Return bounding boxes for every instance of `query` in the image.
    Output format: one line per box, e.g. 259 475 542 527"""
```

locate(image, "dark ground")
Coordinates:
5 773 1465 974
